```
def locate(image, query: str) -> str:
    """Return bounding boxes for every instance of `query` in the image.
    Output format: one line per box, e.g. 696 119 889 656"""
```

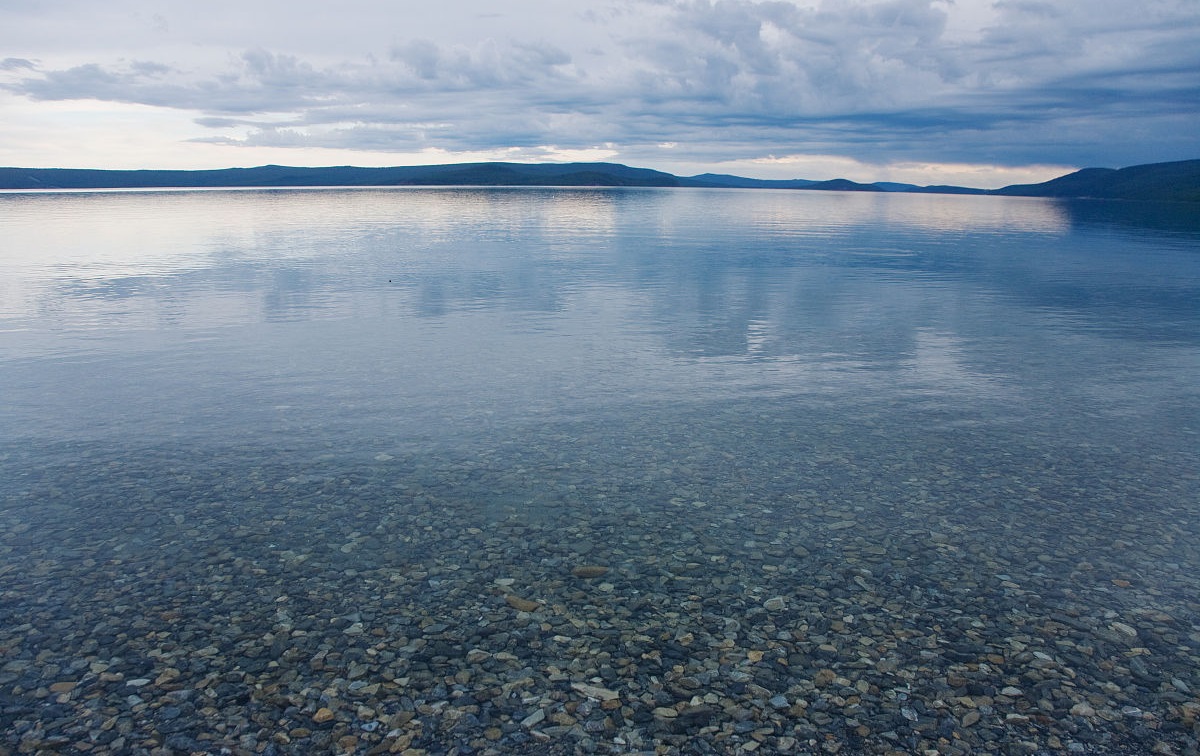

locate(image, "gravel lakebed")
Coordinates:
2 411 1198 755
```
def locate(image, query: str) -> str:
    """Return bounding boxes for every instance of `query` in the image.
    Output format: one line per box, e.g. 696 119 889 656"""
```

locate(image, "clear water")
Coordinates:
1 187 1198 752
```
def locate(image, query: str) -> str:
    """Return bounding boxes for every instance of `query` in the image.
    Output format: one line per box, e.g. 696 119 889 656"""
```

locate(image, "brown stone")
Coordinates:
571 565 609 578
814 669 837 687
505 594 540 612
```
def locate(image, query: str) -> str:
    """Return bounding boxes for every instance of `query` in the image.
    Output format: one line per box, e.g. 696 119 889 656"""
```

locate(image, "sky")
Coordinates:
1 0 1197 189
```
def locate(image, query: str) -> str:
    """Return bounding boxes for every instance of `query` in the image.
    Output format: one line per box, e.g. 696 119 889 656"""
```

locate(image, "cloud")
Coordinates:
387 37 574 91
1 57 36 71
627 0 959 115
0 0 1197 177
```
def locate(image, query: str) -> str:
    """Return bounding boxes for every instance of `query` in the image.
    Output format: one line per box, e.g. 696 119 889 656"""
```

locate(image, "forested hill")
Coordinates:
0 163 683 190
1 159 1197 201
993 159 1200 203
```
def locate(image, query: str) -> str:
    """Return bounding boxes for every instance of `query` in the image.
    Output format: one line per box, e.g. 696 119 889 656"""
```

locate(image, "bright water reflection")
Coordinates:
1 188 1197 450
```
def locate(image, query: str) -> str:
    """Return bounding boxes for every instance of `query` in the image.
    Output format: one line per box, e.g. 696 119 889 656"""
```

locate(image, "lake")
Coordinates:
1 187 1198 754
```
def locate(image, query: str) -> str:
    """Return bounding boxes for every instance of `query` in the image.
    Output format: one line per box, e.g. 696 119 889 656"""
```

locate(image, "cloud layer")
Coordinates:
1 0 1197 183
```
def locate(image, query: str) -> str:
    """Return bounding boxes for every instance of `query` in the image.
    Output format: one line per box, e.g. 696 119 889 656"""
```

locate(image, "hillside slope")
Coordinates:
996 160 1200 203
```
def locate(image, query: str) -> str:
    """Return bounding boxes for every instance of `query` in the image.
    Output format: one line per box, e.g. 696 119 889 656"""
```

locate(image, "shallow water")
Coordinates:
1 187 1198 754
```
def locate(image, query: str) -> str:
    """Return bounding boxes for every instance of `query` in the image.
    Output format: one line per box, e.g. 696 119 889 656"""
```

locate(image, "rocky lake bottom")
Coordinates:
2 401 1198 756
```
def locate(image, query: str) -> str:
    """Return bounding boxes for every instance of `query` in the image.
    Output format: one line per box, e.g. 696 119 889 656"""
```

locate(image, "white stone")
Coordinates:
571 682 620 701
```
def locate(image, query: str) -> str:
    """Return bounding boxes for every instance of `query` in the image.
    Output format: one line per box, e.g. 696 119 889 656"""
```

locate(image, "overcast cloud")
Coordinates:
1 0 1197 186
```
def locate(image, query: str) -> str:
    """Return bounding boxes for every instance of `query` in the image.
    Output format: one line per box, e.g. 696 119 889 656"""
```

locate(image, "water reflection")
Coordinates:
1 188 1197 444
5 188 1194 336
1057 197 1200 238
877 192 1072 234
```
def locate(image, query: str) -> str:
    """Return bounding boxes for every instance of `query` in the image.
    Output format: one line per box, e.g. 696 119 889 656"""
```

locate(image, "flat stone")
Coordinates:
571 565 609 578
571 682 620 701
505 594 541 612
763 597 786 612
313 707 335 723
521 709 545 728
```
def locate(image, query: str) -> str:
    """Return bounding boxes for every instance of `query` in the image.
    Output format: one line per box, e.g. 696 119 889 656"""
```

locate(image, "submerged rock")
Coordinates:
504 594 541 612
571 565 610 578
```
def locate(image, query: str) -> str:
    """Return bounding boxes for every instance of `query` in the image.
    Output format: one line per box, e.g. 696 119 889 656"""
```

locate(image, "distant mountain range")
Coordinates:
1 158 1197 202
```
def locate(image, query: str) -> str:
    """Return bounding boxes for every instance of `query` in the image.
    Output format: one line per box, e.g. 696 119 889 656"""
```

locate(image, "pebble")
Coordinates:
1 420 1197 756
571 565 609 578
571 682 620 701
504 594 541 612
521 709 545 728
1069 702 1096 717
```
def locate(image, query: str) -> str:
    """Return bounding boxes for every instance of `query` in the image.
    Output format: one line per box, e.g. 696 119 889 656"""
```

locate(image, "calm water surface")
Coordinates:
1 188 1198 754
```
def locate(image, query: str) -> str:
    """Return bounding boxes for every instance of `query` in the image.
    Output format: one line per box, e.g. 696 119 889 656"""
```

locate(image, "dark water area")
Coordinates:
1 187 1198 754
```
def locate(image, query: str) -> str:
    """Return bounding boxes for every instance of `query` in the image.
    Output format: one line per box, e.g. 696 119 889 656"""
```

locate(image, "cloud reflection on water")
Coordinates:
1 188 1197 446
